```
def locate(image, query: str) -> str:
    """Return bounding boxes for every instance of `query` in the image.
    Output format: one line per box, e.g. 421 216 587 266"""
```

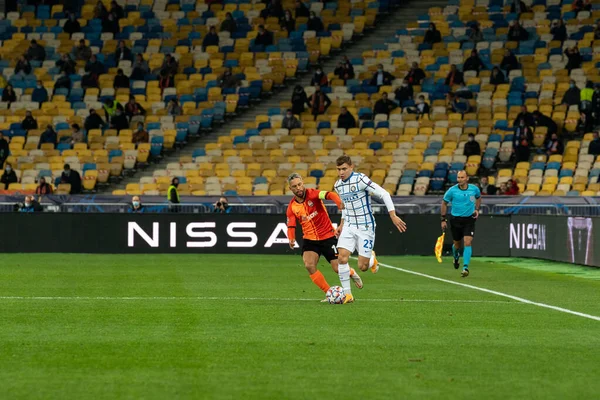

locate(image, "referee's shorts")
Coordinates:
449 215 476 241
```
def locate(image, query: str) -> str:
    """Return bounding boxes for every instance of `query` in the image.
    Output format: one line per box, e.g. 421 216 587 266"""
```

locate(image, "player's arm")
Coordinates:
361 176 407 233
286 205 297 249
441 189 451 231
335 208 346 238
474 187 481 218
318 190 344 210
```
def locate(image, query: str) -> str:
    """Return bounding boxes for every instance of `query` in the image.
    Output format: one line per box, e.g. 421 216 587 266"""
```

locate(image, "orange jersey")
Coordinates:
286 189 340 242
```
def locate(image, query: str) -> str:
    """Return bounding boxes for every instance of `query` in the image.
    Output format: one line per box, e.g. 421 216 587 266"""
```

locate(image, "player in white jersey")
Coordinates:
333 155 407 304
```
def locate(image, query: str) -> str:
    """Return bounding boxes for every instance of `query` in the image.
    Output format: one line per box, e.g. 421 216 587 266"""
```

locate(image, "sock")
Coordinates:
369 253 375 268
452 244 460 260
463 246 472 269
309 270 330 293
350 268 356 277
338 263 352 296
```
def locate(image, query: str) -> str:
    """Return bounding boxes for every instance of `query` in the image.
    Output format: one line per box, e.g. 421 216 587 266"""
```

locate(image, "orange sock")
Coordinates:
310 270 330 293
350 268 356 277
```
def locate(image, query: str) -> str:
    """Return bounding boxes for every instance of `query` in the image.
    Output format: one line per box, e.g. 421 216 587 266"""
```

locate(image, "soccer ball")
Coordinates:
326 286 345 304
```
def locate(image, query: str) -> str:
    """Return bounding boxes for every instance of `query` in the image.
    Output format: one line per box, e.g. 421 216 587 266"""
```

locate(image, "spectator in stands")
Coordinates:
158 69 175 91
373 92 397 116
448 92 470 114
261 0 284 19
57 53 76 75
159 54 179 76
588 132 600 156
113 68 130 89
337 56 354 80
19 195 42 213
218 67 240 89
370 64 394 87
282 109 301 130
478 176 497 195
61 163 82 194
70 124 85 145
53 71 72 94
505 178 519 195
2 84 16 105
167 99 182 116
500 50 519 73
26 40 46 62
490 66 506 85
463 133 481 157
168 177 180 212
133 122 149 145
85 109 106 131
561 80 580 107
309 86 331 119
115 41 133 62
593 84 600 126
510 0 529 14
94 0 108 19
15 56 32 76
220 12 237 33
310 67 328 87
125 96 146 121
0 133 7 168
513 119 534 163
456 83 473 99
130 54 149 81
407 95 430 117
73 39 92 61
445 64 464 86
32 80 48 104
85 54 106 76
307 11 324 32
551 19 567 43
467 22 484 43
129 195 144 213
532 110 558 139
21 111 38 131
577 112 593 135
424 23 442 45
110 0 124 20
463 50 485 74
498 182 508 195
572 0 592 14
35 177 53 196
394 78 413 105
545 133 564 156
291 85 309 115
280 10 296 33
595 21 600 40
514 105 534 127
110 108 129 132
63 12 81 36
1 162 17 189
508 20 528 42
406 62 425 85
39 125 57 148
580 81 594 118
337 107 356 129
102 12 119 34
255 25 274 47
295 0 310 18
564 46 582 72
203 27 220 51
213 196 232 213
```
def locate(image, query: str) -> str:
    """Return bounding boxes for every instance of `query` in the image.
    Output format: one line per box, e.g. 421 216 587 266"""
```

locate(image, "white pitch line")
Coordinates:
371 259 600 322
0 296 516 304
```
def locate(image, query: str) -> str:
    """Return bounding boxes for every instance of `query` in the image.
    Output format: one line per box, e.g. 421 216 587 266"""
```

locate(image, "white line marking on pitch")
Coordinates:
370 258 600 322
0 296 516 304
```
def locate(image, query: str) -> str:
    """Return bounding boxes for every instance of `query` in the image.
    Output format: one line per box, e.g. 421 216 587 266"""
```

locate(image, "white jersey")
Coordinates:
334 172 395 231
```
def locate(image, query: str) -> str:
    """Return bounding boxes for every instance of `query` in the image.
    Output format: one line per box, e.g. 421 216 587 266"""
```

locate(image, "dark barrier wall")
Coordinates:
3 213 597 266
1 213 510 256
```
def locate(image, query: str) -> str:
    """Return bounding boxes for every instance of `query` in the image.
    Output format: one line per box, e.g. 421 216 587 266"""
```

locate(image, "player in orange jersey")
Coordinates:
286 173 363 299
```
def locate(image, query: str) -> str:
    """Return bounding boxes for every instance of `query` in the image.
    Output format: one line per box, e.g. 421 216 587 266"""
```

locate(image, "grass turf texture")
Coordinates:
1 254 599 400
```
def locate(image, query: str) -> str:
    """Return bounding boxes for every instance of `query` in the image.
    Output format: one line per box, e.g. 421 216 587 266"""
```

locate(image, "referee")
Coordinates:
441 170 481 277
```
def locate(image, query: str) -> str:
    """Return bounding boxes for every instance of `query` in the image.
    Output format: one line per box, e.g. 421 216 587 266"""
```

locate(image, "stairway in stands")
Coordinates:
113 0 447 192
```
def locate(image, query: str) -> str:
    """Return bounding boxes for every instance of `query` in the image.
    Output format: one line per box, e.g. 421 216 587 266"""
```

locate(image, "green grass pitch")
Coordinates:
1 254 599 400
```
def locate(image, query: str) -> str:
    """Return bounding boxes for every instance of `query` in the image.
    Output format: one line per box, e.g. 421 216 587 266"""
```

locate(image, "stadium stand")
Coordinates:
0 0 383 196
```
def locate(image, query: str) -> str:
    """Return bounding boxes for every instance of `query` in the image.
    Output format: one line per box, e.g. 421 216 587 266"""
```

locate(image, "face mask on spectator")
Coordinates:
133 201 140 207
25 202 31 207
6 166 12 172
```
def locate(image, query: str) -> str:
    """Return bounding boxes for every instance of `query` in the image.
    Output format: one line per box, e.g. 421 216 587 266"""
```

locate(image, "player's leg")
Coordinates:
356 229 375 272
301 243 330 293
452 240 462 269
336 227 357 302
325 237 362 289
460 218 475 277
450 218 464 270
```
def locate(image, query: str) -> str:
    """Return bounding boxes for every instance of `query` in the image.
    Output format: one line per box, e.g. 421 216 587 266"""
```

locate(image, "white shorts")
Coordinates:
337 225 375 258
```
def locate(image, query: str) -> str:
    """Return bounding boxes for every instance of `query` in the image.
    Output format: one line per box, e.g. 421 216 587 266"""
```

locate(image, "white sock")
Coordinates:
338 263 352 295
369 253 375 268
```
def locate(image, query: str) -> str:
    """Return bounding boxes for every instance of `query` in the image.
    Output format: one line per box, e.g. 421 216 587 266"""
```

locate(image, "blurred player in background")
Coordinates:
286 173 363 300
441 170 481 277
334 155 407 304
